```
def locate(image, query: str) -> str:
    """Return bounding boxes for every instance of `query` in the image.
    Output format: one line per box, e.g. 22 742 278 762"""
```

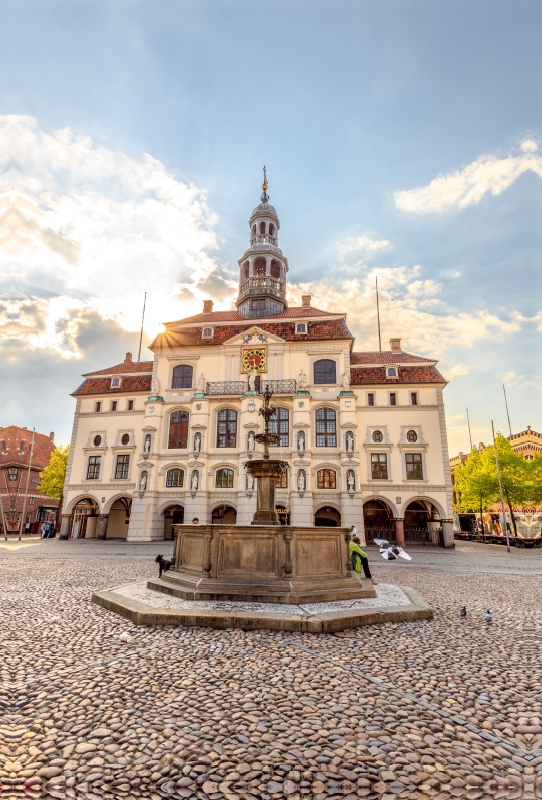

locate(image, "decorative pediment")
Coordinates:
223 326 285 346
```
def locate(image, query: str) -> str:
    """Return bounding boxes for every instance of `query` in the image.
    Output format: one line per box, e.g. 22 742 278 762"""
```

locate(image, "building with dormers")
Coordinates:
60 178 455 545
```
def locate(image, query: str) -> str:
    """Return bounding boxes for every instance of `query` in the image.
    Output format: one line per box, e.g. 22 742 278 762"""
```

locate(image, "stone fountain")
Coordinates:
246 385 287 526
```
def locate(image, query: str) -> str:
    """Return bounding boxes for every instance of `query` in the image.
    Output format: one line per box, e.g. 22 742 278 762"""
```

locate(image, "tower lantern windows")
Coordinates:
270 259 281 279
254 257 266 277
259 221 266 234
269 223 275 237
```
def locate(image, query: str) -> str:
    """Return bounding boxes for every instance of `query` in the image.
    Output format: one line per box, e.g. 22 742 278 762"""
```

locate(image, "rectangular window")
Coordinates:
111 400 118 411
87 456 101 480
315 408 337 447
275 471 288 488
411 392 418 406
29 497 35 505
371 453 388 480
269 408 289 447
317 469 337 489
127 400 134 411
95 401 102 412
31 476 38 484
217 409 237 448
367 393 375 407
406 453 423 480
389 393 397 406
115 454 130 480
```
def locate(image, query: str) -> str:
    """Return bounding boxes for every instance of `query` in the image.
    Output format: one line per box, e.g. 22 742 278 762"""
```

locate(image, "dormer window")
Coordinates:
295 323 307 334
386 367 398 378
202 327 214 339
111 377 122 388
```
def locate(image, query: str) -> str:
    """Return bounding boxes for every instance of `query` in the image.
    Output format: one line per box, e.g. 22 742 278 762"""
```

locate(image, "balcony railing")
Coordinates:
261 379 297 395
239 277 284 296
206 381 247 395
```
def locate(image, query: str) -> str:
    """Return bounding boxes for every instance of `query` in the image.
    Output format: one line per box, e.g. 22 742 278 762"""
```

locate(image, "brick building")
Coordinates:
0 426 59 534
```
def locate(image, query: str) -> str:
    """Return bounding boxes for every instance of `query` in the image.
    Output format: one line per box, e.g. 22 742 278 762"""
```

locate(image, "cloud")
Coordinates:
395 138 542 213
0 115 220 357
336 234 391 258
286 265 520 358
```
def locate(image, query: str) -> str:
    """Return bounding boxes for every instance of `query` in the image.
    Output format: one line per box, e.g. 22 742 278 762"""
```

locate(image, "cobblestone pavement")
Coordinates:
1 539 540 799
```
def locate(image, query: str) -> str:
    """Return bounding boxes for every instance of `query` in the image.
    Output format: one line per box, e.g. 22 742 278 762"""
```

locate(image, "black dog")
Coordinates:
155 554 174 578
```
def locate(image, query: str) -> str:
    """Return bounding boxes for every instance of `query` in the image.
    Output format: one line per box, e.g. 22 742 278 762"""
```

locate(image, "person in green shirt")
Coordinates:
349 535 378 585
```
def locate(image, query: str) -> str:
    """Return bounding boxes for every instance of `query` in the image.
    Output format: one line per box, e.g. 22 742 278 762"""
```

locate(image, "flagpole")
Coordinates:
375 276 382 352
466 407 473 450
503 384 512 437
138 292 147 362
491 420 510 554
19 427 36 541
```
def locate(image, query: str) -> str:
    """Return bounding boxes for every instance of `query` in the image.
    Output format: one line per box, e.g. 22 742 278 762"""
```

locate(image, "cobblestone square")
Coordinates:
2 539 539 799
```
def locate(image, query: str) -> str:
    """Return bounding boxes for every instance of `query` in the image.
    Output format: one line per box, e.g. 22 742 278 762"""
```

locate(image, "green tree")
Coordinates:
453 446 498 535
481 434 530 537
39 446 69 502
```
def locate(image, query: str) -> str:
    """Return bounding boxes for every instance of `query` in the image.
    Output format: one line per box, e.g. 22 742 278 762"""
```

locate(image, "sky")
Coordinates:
1 0 540 454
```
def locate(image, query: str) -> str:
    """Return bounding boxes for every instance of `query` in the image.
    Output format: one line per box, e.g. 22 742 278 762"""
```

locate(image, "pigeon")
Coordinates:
119 632 131 642
485 610 493 623
374 539 412 562
460 606 467 618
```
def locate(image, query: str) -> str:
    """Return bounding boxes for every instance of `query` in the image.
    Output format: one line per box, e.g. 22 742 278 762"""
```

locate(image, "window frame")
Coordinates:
111 400 118 412
86 456 101 480
313 359 337 385
405 452 424 480
7 467 19 481
216 409 238 448
372 430 384 443
166 468 184 488
371 453 388 481
386 366 398 379
114 454 130 480
110 377 122 388
389 392 397 406
215 468 235 488
317 468 337 489
168 409 190 450
95 401 102 412
367 392 375 407
295 323 308 334
315 407 337 447
127 399 134 411
172 364 194 390
410 391 419 406
201 327 214 339
269 407 289 448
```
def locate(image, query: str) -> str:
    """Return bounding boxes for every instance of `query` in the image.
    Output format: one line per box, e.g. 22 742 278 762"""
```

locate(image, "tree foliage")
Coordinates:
39 446 69 501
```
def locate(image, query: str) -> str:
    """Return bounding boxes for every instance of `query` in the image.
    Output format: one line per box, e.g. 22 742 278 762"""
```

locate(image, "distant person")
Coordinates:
192 517 200 525
40 523 47 538
349 535 378 585
24 521 32 536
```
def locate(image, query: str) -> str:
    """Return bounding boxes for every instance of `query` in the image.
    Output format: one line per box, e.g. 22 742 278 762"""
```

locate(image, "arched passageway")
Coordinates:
314 506 341 527
363 499 395 542
70 498 99 539
212 505 237 525
164 505 184 540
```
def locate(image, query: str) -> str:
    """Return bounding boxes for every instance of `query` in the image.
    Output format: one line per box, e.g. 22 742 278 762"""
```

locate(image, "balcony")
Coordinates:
239 277 285 299
206 381 247 395
204 379 297 396
261 379 297 395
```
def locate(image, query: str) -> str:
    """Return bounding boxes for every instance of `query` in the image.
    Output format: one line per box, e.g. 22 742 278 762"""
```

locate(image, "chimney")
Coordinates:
390 338 402 353
302 295 311 308
49 432 55 442
124 352 132 363
203 300 214 313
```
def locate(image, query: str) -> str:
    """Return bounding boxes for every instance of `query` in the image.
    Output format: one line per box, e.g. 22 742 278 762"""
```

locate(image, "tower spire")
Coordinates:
261 165 269 202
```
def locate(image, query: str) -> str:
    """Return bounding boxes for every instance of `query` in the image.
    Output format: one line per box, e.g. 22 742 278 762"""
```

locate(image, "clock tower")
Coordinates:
236 168 288 319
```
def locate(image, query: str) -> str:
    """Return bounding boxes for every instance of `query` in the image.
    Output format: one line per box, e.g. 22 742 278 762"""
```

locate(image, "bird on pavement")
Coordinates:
460 606 467 618
485 610 493 623
374 539 412 561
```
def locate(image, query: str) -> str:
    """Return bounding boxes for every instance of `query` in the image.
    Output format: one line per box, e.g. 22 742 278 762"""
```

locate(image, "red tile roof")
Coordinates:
0 426 56 471
350 351 435 365
350 365 445 385
73 375 152 397
150 318 353 350
166 306 336 325
83 359 153 377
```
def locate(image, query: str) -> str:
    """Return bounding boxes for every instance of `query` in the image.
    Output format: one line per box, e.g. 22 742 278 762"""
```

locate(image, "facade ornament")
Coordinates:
246 473 254 491
297 471 305 492
346 435 354 452
298 369 308 390
247 399 256 412
191 471 199 491
248 369 256 392
347 470 355 492
195 403 202 410
144 434 151 453
198 373 206 393
193 434 201 452
151 377 160 395
247 432 256 452
139 472 147 492
341 371 350 391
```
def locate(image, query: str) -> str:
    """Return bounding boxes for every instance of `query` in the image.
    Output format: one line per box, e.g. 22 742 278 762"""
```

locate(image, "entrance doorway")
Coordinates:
70 498 99 538
314 506 341 527
276 505 290 525
164 505 184 539
212 505 237 525
107 498 131 539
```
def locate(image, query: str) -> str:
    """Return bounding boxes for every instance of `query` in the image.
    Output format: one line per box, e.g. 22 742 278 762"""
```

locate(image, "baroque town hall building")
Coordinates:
61 179 455 546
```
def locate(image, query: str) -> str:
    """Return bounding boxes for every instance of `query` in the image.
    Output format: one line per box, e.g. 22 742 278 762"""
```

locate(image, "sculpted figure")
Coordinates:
249 370 256 392
139 473 147 491
194 435 201 452
191 472 199 491
144 435 151 453
247 432 256 452
297 472 305 492
347 472 355 491
246 473 254 490
298 369 308 390
342 371 350 391
347 436 354 452
151 377 160 395
198 373 205 392
297 432 305 451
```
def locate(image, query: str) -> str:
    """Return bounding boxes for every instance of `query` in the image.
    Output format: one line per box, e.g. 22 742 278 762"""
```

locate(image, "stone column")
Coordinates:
97 514 109 540
441 519 455 549
59 514 71 540
395 517 405 547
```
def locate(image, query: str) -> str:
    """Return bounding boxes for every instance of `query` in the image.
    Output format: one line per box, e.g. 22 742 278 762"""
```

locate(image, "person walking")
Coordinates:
24 521 32 536
349 534 378 585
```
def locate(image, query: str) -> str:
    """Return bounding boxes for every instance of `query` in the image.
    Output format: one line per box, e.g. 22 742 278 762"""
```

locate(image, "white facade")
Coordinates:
61 184 454 545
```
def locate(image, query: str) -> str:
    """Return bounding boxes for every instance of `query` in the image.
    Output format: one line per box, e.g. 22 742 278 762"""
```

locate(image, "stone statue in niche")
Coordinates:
151 377 160 395
346 435 354 452
248 370 256 392
139 472 147 491
247 432 256 452
347 471 355 491
297 432 305 451
191 472 199 491
193 434 201 452
144 435 151 453
297 471 305 492
341 371 350 391
198 373 205 392
298 369 308 390
246 473 254 491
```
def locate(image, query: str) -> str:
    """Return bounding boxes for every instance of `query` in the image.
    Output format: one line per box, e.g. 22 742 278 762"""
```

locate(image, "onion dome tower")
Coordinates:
236 167 289 318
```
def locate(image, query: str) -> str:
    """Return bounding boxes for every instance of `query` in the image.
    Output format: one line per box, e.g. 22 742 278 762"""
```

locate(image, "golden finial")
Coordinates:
261 166 269 202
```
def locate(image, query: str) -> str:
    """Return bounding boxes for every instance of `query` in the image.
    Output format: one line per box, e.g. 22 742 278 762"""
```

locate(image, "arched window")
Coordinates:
217 409 237 448
172 365 193 389
168 410 189 449
317 469 337 489
216 468 234 488
254 257 266 277
121 433 130 445
386 367 398 378
242 261 249 281
269 223 275 237
314 359 336 385
295 323 307 334
269 407 289 447
252 224 256 238
259 221 266 234
315 408 337 447
166 468 184 487
270 259 281 278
